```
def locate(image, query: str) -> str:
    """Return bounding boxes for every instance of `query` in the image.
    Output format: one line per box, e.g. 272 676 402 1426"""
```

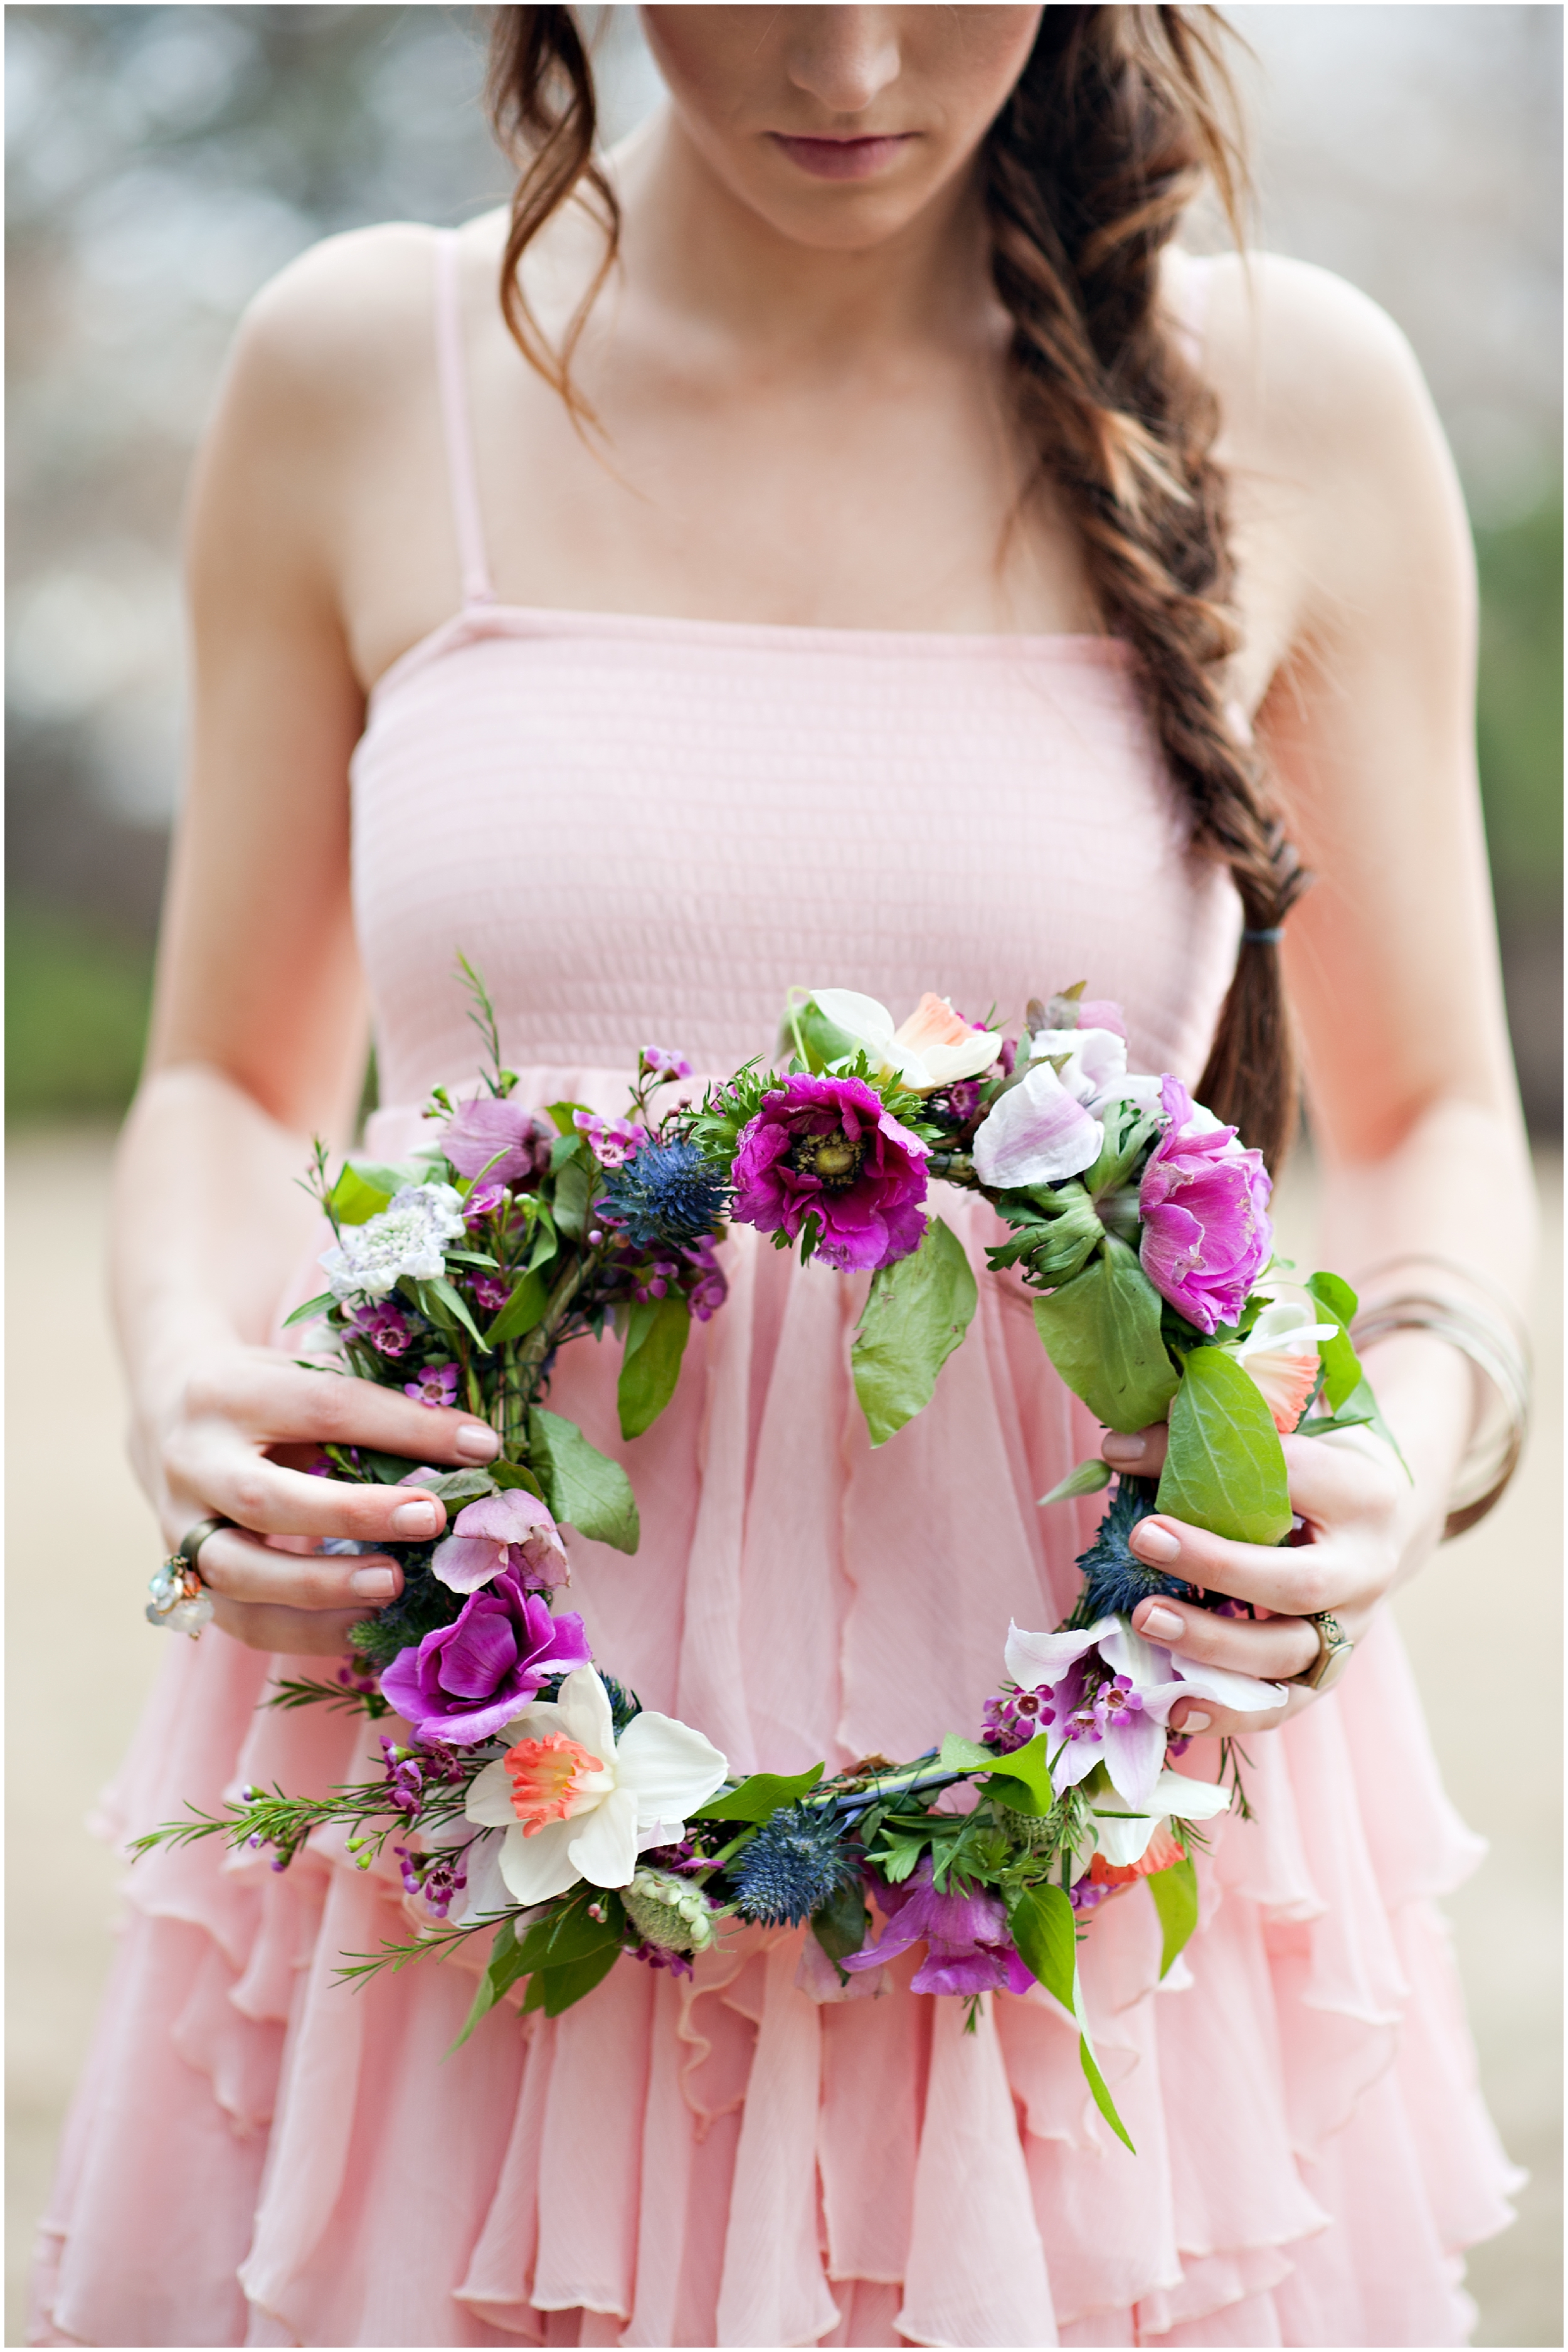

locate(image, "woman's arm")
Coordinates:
1112 255 1535 1727
114 230 500 1655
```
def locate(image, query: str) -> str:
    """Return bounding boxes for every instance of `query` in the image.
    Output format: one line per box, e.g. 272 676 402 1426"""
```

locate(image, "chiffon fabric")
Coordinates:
31 235 1520 2348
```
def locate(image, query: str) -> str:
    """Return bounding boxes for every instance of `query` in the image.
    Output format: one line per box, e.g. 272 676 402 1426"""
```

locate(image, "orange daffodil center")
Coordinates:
504 1732 614 1836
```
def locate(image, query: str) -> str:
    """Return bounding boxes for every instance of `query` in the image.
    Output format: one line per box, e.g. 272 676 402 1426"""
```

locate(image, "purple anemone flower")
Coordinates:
842 1857 1034 1997
379 1571 591 1745
729 1074 928 1273
442 1096 550 1188
1138 1076 1272 1335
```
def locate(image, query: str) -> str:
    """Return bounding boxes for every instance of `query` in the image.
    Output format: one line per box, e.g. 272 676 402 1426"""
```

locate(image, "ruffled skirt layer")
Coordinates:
31 1090 1521 2346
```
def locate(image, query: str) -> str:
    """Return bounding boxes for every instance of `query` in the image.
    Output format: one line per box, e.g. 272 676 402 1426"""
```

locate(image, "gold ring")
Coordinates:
1290 1609 1354 1693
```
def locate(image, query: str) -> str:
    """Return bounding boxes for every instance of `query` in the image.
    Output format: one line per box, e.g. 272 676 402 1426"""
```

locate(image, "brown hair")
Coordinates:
485 4 1308 1166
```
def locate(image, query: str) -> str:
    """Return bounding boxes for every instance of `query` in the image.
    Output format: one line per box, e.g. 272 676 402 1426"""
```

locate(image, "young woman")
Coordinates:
33 8 1532 2346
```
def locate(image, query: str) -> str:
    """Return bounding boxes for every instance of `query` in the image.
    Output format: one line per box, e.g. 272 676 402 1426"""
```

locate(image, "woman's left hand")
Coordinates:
1099 1421 1407 1737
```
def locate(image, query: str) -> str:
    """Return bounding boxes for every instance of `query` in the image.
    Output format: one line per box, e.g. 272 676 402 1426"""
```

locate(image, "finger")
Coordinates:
1131 1592 1321 1682
1276 1427 1399 1522
190 1356 501 1466
1099 1423 1168 1475
1125 1512 1371 1618
1167 1696 1294 1740
196 1527 406 1612
207 1594 376 1658
164 1431 448 1545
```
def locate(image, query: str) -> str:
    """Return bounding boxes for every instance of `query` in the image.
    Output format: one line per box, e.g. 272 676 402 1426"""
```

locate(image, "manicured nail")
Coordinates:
1101 1432 1145 1464
1179 1710 1212 1735
390 1498 440 1537
1142 1604 1184 1639
1131 1518 1181 1563
454 1423 501 1463
350 1566 397 1598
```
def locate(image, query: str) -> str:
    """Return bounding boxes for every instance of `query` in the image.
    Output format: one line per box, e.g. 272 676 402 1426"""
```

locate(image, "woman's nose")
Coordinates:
782 6 903 116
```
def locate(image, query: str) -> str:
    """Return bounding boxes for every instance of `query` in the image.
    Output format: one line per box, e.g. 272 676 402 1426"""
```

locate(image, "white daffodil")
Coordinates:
1227 1291 1341 1433
810 988 1001 1093
1090 1767 1235 1868
465 1666 728 1907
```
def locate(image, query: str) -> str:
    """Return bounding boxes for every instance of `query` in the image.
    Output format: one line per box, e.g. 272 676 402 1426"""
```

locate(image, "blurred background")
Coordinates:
6 7 1561 2346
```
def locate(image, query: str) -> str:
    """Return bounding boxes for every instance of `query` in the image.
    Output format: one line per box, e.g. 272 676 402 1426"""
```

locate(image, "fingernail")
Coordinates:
1180 1710 1212 1735
1101 1432 1145 1464
350 1566 398 1598
1142 1604 1184 1639
390 1498 440 1537
454 1423 501 1463
1131 1518 1181 1563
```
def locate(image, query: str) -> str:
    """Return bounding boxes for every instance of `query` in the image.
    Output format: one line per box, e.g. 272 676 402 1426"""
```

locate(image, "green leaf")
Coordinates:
999 1182 1104 1283
448 1918 532 2053
522 1937 623 2016
980 1733 1055 1816
423 1274 492 1353
1156 1345 1292 1545
692 1764 824 1823
526 1406 640 1553
789 996 861 1074
354 1448 432 1485
418 1468 498 1505
490 1459 545 1499
1031 1237 1179 1433
553 1157 592 1240
1145 1852 1200 1979
327 1164 393 1226
851 1216 978 1446
482 1267 549 1346
282 1290 337 1330
1009 1883 1135 2153
938 1734 997 1774
1037 1456 1114 1507
810 1877 870 1981
516 1893 624 1973
543 1101 591 1137
1305 1270 1362 1409
617 1292 692 1441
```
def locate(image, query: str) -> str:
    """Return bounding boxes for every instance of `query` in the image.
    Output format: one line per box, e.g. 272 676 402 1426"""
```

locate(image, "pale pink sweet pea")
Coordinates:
442 1096 549 1187
1004 1614 1283 1811
970 1059 1103 1187
1138 1076 1273 1335
430 1487 570 1595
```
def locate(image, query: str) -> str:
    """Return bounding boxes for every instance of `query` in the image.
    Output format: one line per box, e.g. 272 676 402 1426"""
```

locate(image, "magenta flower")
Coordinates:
842 1858 1034 1997
348 1301 415 1358
470 1274 511 1315
1138 1076 1272 1335
574 1110 647 1170
443 1096 549 1187
405 1362 458 1408
729 1074 929 1273
379 1572 591 1745
430 1486 569 1595
463 1180 509 1226
642 1046 692 1080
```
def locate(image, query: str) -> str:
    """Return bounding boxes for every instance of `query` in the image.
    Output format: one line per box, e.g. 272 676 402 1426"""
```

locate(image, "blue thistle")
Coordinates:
1074 1478 1195 1623
598 1138 728 1247
730 1803 861 1926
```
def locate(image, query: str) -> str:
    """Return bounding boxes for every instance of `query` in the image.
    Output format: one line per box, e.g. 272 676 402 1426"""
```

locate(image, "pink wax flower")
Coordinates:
470 1274 511 1315
842 1857 1034 1998
641 1046 692 1081
405 1362 458 1409
1138 1076 1272 1335
729 1073 929 1273
463 1180 509 1226
430 1486 569 1595
574 1110 647 1170
347 1301 415 1358
443 1096 550 1188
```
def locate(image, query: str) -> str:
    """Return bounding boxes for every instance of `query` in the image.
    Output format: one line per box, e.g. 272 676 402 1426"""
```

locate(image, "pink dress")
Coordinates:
33 236 1520 2350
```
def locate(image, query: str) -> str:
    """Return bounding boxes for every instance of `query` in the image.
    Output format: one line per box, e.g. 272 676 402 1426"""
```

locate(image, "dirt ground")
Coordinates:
6 1129 1562 2348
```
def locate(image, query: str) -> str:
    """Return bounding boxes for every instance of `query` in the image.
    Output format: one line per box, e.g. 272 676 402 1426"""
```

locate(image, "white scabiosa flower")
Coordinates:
320 1183 467 1301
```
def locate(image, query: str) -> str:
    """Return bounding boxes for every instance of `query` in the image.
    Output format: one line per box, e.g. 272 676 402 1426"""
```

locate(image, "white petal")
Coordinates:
553 1667 617 1762
448 1830 514 1926
1005 1616 1115 1691
1029 1026 1128 1107
497 1819 583 1905
465 1759 521 1829
1152 1768 1235 1823
1169 1653 1287 1714
812 988 897 1061
916 1032 1004 1088
971 1064 1103 1187
1098 1620 1180 1692
566 1785 640 1887
1092 1806 1161 1866
615 1712 729 1825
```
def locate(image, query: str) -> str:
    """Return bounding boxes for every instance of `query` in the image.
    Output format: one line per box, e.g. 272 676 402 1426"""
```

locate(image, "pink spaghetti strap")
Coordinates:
433 230 495 607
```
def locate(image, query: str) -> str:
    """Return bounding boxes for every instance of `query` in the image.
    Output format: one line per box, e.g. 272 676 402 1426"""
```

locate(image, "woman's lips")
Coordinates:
769 132 916 182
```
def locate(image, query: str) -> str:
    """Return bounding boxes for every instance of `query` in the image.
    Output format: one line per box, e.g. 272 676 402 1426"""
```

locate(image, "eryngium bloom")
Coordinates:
597 1137 729 1247
729 1074 928 1273
1075 1478 1193 1622
731 1802 862 1926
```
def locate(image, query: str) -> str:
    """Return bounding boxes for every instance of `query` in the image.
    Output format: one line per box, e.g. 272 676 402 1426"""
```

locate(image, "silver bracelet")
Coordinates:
1349 1271 1530 1539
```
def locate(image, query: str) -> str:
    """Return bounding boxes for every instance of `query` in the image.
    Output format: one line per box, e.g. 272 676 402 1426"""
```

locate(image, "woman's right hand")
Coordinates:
151 1342 502 1655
